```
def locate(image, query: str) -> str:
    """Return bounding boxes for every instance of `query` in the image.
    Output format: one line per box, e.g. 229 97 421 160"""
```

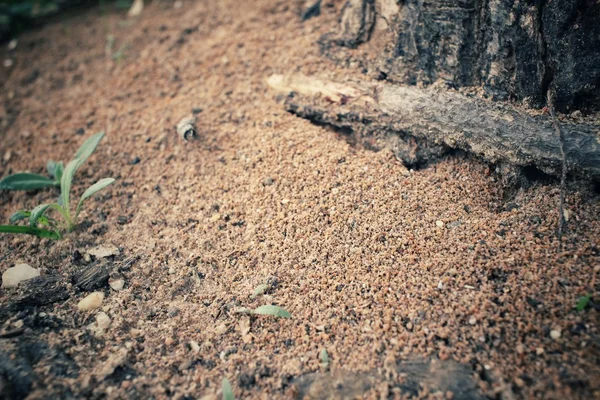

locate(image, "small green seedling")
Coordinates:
575 294 591 311
0 133 114 239
236 304 291 319
320 348 330 370
0 132 104 191
222 377 235 400
250 283 269 299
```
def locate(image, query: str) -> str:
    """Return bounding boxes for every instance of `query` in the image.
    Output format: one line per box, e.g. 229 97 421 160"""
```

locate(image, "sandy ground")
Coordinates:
0 1 599 399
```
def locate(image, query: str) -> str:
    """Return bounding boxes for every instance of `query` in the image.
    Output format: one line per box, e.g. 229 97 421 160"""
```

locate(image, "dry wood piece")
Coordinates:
73 263 112 292
13 276 69 308
267 74 600 178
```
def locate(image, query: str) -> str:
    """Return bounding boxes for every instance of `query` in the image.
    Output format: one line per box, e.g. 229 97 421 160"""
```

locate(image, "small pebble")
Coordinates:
165 337 175 346
550 330 561 340
536 347 545 355
436 220 445 228
190 340 200 353
2 263 40 288
13 319 24 329
468 317 477 325
96 312 111 330
87 244 119 259
78 292 105 311
262 177 275 186
109 277 125 291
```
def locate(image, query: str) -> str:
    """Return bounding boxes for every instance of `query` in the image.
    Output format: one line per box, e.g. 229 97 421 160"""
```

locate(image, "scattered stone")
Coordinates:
13 319 24 329
78 292 105 311
165 337 175 346
130 156 141 165
436 220 445 228
468 317 477 325
177 116 197 141
262 177 275 186
209 213 221 222
2 263 40 288
167 306 179 317
550 330 561 340
536 347 545 356
192 107 203 115
109 276 125 291
516 344 524 354
190 341 200 353
87 244 120 259
96 312 111 330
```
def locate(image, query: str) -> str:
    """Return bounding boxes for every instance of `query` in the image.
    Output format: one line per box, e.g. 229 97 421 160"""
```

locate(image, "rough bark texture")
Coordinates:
322 0 600 113
267 74 600 178
11 275 69 309
72 262 111 292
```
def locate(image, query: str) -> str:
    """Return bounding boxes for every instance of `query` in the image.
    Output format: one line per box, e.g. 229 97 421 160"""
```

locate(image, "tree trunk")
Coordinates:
283 0 600 179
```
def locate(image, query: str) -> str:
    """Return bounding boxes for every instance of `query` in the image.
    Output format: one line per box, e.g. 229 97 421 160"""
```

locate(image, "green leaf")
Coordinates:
54 162 64 182
60 158 79 216
575 295 591 311
29 203 53 226
253 305 291 318
250 283 269 299
222 378 235 400
320 348 330 370
10 210 30 224
73 132 104 170
319 349 329 365
0 173 55 190
0 225 61 239
76 178 115 217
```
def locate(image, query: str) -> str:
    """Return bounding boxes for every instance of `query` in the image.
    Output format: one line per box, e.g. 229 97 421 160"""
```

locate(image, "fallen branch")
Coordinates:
267 74 600 178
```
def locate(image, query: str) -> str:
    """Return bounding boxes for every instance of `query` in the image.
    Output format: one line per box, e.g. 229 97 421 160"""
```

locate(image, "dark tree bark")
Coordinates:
322 0 600 113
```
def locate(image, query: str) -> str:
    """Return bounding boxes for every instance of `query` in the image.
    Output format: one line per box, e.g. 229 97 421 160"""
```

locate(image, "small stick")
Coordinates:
546 90 567 239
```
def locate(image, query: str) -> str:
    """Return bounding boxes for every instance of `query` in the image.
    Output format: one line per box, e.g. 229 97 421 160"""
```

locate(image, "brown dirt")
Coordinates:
0 1 599 399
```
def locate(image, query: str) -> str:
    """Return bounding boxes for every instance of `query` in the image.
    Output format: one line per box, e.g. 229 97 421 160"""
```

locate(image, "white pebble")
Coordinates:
96 312 111 330
78 292 105 311
536 347 545 355
2 264 40 288
189 340 200 353
468 317 477 325
436 220 444 228
550 330 561 340
87 244 119 259
109 278 125 291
